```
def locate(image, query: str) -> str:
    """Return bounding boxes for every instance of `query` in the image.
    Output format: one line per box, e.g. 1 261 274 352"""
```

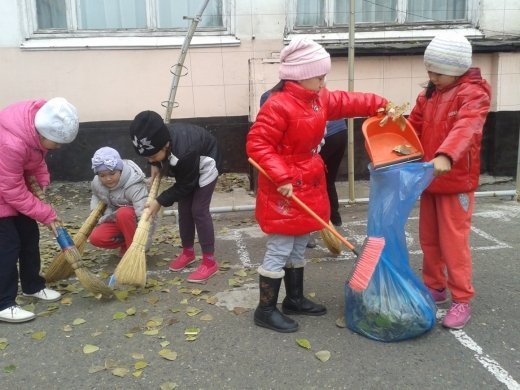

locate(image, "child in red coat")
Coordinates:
247 38 390 333
408 32 491 329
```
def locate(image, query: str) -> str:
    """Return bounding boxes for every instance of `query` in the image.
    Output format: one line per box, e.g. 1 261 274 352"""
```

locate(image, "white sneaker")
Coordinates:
23 288 61 302
0 305 36 323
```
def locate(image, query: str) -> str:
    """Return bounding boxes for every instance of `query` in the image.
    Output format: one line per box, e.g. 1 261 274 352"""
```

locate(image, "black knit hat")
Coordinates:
129 110 171 156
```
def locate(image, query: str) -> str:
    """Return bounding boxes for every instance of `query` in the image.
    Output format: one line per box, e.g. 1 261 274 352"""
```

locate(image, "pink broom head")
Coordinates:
348 236 385 292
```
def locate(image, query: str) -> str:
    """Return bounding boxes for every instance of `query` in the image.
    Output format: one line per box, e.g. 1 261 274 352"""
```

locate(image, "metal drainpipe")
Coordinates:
161 189 516 216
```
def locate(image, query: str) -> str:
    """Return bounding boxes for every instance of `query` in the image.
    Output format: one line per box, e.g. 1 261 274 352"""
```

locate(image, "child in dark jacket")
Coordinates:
89 146 149 258
129 111 222 283
0 98 79 323
407 32 491 329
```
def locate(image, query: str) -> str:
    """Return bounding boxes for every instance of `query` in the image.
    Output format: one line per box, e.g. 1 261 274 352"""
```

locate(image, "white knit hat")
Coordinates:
279 38 331 81
424 32 472 76
35 97 79 144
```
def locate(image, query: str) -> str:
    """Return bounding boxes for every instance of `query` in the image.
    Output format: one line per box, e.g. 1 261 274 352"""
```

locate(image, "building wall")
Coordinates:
0 1 519 180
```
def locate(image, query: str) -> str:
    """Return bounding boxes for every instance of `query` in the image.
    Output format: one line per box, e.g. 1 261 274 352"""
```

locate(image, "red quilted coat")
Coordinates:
408 68 491 194
247 81 387 235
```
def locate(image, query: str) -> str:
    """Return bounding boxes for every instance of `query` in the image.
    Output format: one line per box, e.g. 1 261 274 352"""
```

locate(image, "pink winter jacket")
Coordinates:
408 68 492 194
247 81 387 235
0 99 57 224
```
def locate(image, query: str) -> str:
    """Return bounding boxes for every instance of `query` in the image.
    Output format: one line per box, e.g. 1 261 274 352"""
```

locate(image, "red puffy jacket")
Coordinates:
408 68 491 194
247 81 387 235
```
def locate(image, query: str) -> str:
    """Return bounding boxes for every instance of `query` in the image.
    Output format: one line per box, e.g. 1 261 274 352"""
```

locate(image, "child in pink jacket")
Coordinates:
0 98 79 323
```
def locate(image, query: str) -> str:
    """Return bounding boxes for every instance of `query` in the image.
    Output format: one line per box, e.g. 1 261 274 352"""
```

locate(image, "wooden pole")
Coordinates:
164 0 210 123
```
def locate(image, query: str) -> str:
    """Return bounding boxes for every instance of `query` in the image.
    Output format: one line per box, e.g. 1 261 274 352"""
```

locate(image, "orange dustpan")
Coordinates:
362 116 424 169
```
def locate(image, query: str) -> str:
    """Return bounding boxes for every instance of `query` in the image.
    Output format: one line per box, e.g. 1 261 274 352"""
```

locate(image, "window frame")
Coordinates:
286 0 481 32
21 0 236 43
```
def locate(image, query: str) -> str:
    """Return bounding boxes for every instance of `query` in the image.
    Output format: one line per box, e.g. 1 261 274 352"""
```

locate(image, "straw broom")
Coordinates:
113 176 161 288
320 223 342 255
44 202 107 282
249 158 385 291
29 177 113 299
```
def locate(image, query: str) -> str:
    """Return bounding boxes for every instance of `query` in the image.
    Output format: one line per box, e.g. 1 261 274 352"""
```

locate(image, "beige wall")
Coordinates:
1 40 519 122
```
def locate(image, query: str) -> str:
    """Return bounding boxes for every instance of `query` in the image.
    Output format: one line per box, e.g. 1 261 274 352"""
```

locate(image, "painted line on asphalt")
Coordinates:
232 229 254 268
436 309 520 390
469 226 512 250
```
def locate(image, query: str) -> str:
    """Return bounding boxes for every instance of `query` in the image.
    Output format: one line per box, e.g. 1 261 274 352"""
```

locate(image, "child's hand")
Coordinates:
277 183 293 197
431 155 452 176
144 200 161 221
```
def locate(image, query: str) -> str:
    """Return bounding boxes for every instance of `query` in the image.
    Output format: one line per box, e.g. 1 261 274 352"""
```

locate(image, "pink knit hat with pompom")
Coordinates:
279 38 331 81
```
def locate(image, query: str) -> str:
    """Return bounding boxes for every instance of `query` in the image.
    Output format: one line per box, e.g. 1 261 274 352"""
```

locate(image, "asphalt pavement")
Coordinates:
0 175 519 390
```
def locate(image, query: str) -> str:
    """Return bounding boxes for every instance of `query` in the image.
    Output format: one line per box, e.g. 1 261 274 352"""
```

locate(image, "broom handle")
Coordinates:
248 158 356 252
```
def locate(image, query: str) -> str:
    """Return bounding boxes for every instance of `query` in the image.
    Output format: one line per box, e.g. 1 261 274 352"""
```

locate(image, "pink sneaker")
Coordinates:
186 262 218 283
442 302 471 329
169 252 196 271
427 287 448 304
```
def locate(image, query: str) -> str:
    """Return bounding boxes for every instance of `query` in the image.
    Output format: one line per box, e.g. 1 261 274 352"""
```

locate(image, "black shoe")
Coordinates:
254 275 299 333
282 267 327 316
330 216 342 227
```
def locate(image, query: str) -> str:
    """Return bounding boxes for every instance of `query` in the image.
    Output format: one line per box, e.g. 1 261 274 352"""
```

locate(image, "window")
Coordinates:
291 0 473 29
30 0 226 35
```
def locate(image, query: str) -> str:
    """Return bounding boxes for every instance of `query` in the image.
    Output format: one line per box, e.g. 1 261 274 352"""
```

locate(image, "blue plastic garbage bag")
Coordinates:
345 162 436 342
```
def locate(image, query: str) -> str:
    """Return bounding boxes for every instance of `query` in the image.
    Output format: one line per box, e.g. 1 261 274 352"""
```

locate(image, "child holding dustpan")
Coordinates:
129 111 222 283
247 37 390 333
408 32 491 329
89 147 149 259
0 97 79 323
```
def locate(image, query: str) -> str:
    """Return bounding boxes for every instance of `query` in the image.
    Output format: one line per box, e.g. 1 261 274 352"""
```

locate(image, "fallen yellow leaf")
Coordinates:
315 350 331 362
72 318 86 326
31 331 46 341
83 344 99 354
111 367 129 377
296 338 311 350
159 349 177 361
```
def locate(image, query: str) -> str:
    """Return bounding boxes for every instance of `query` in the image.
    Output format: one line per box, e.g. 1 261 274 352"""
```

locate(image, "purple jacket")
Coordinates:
0 99 57 224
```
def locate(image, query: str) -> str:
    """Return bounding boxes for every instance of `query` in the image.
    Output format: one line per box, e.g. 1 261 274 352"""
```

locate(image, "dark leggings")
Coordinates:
319 130 348 223
0 214 46 310
177 178 217 254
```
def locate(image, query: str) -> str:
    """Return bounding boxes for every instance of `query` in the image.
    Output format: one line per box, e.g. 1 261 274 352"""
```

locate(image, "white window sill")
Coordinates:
20 35 241 50
286 28 484 45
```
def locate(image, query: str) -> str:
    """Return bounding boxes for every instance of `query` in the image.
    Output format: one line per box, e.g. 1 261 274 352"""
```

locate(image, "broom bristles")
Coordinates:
44 202 107 282
347 236 385 292
319 222 342 255
113 227 148 287
112 177 161 287
61 246 114 299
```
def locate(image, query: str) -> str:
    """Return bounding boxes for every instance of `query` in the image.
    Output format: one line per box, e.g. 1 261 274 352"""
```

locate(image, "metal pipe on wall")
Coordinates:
347 0 356 202
516 123 520 202
161 189 516 216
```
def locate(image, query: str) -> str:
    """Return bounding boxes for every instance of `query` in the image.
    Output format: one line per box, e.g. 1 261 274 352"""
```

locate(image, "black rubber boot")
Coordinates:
254 275 299 333
282 267 327 316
